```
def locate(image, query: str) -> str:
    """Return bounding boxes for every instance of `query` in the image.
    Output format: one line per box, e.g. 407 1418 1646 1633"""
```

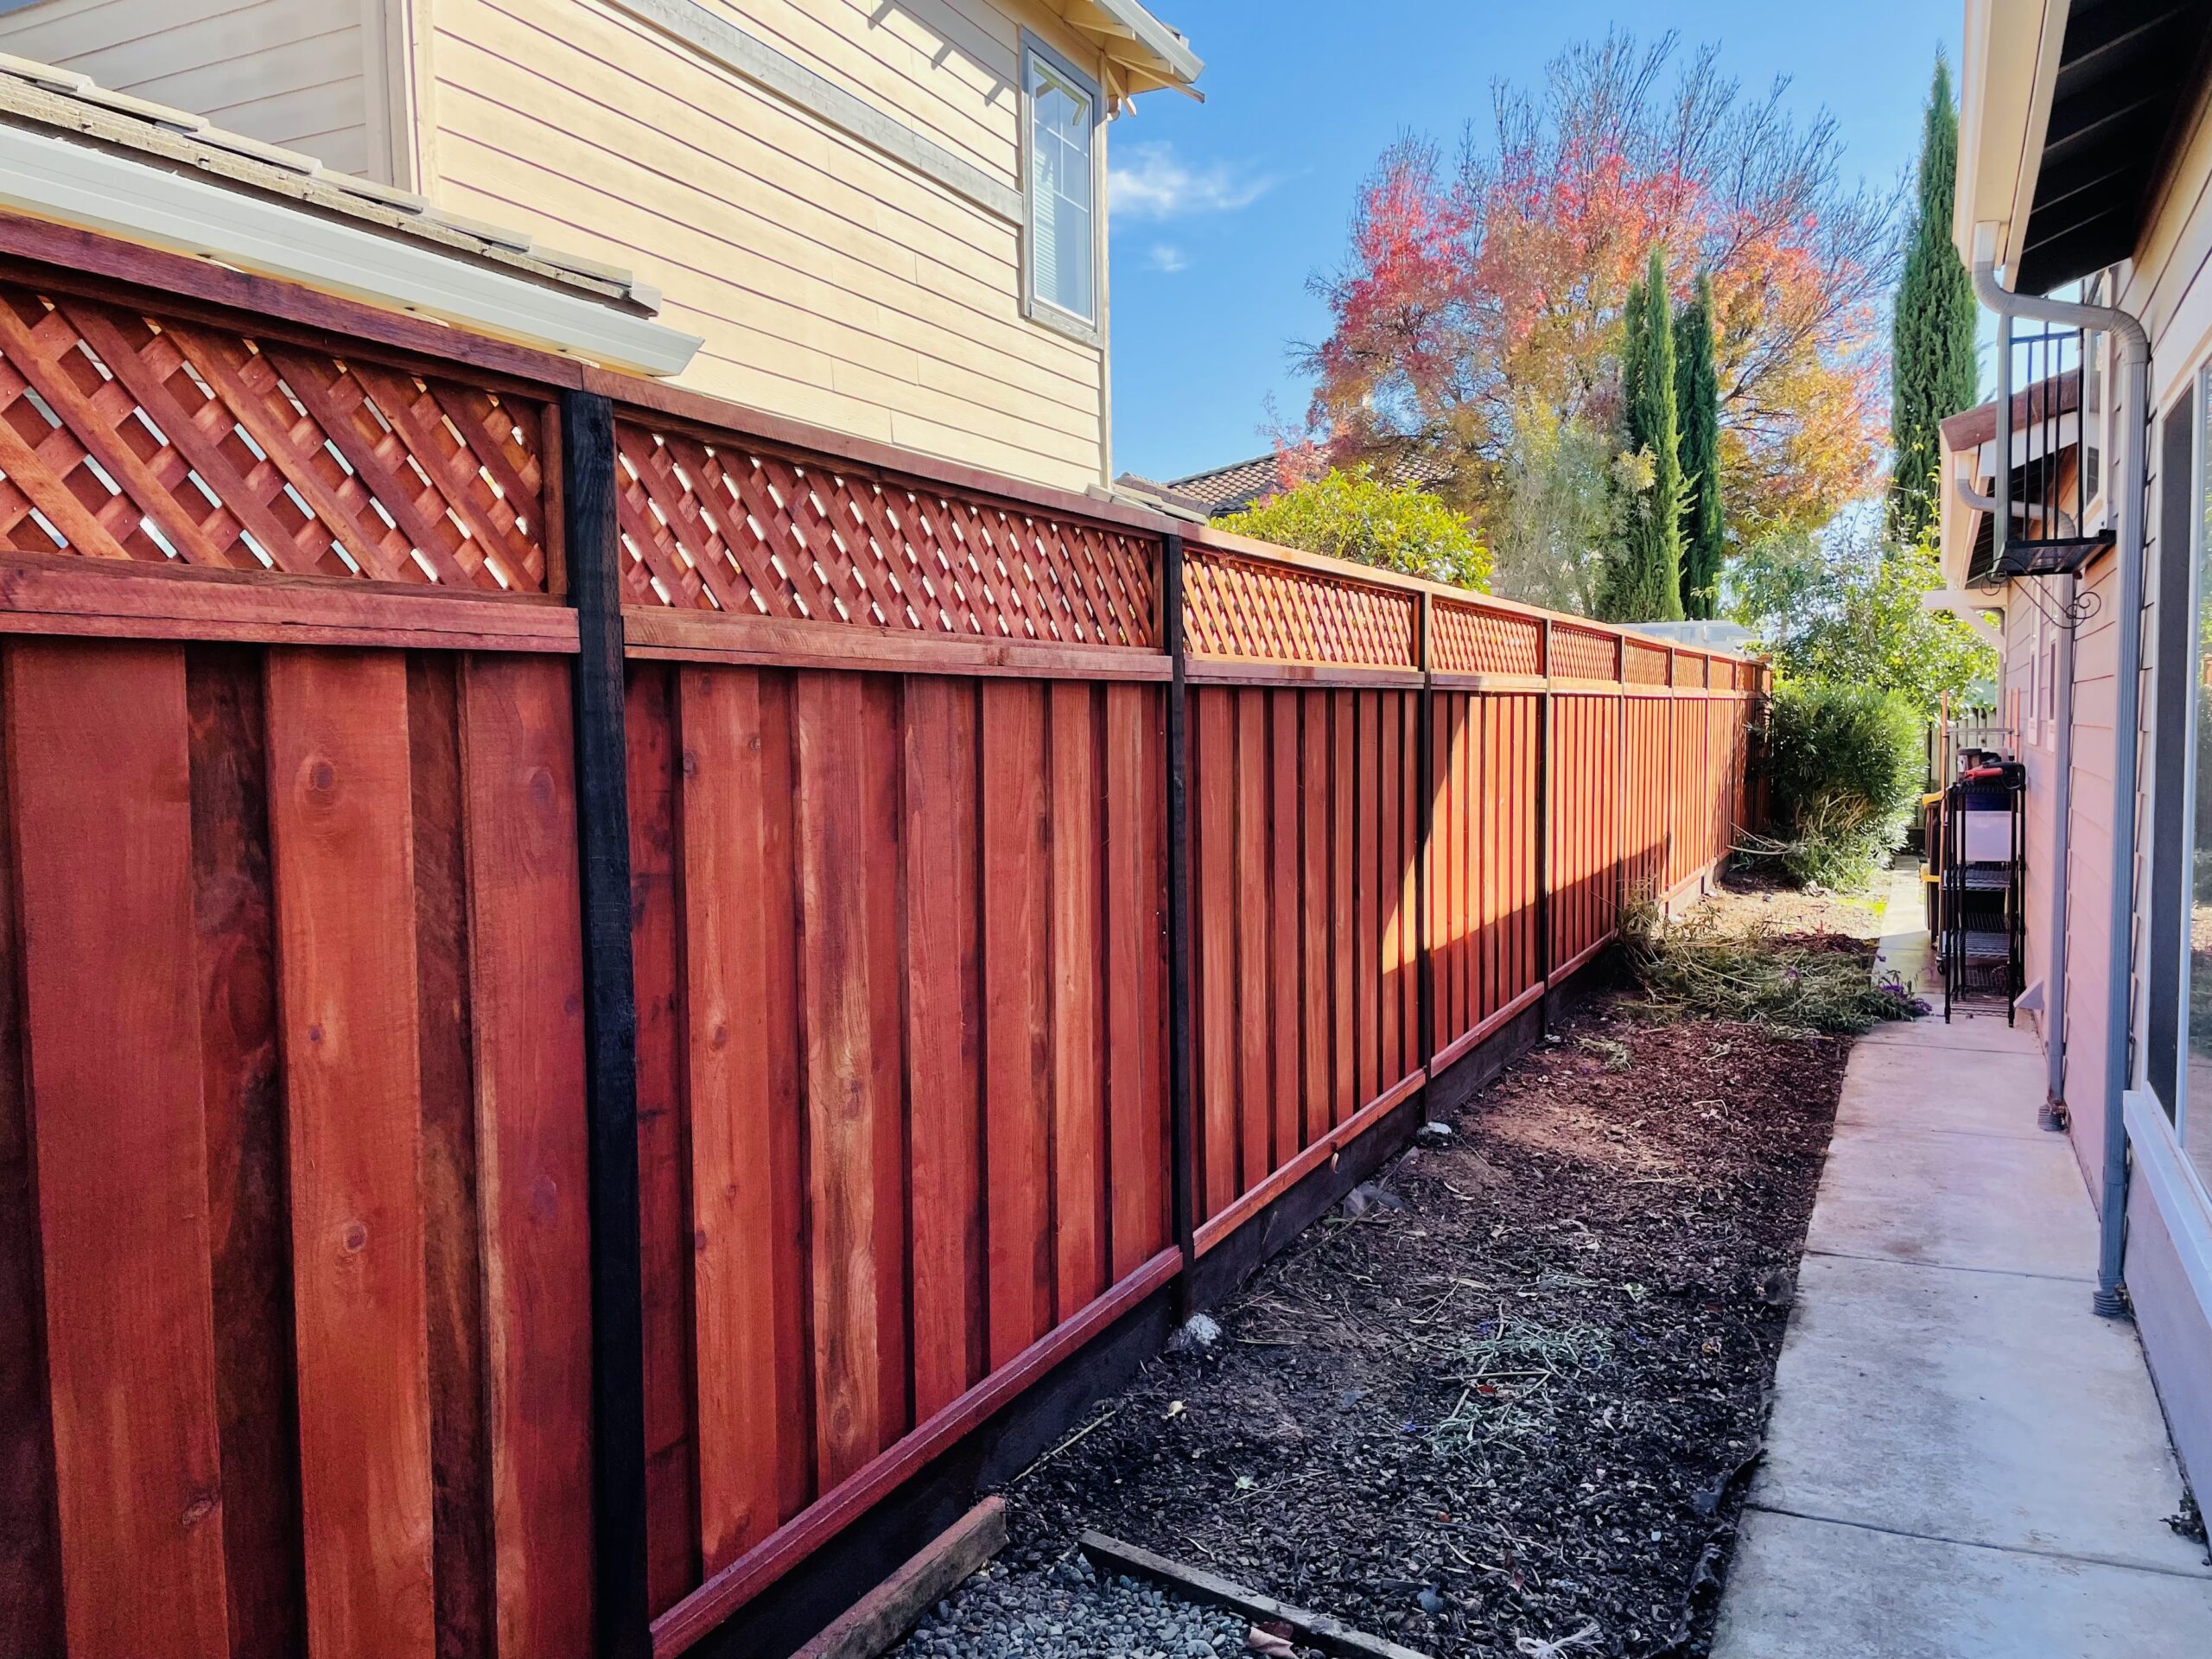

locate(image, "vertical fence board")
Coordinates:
188 648 308 1659
1299 693 1331 1150
10 639 232 1659
794 673 900 1487
1268 691 1300 1162
1378 694 1402 1085
1050 683 1107 1314
266 647 437 1659
858 678 910 1455
1399 694 1420 1065
1330 698 1354 1127
982 680 1053 1357
1356 692 1379 1107
1193 690 1236 1217
0 639 60 1659
623 665 699 1615
1104 683 1164 1278
461 654 595 1659
409 655 494 1659
906 677 986 1413
1456 696 1475 1036
1234 690 1268 1192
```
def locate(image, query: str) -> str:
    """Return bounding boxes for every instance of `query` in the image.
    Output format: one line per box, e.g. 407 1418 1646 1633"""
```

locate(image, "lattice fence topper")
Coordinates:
1672 652 1705 689
0 283 547 591
613 419 1159 646
1550 623 1619 683
1623 639 1671 686
1181 549 1417 668
1430 597 1542 677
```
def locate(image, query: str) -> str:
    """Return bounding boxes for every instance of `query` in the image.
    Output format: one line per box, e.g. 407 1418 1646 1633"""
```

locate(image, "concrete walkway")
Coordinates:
1712 876 2212 1657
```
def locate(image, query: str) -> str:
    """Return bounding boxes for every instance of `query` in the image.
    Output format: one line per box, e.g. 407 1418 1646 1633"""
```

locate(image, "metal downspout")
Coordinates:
2044 572 2079 1128
1971 258 2149 1319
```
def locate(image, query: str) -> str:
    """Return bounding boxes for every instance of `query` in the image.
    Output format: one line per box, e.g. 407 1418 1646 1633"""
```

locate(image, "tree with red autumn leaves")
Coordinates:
1299 33 1892 609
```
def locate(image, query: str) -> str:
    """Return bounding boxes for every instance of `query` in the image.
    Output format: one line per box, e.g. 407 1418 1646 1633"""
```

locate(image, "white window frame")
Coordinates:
1019 33 1105 348
2151 358 2212 1218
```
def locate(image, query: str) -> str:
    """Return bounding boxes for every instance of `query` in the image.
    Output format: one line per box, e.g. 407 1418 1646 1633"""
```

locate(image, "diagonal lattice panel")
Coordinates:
1431 596 1543 676
613 418 1160 647
1622 639 1670 685
0 280 547 591
1181 548 1417 668
1551 622 1621 682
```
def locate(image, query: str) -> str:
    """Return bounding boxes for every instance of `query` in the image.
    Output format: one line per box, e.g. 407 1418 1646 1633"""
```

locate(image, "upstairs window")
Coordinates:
1023 39 1100 340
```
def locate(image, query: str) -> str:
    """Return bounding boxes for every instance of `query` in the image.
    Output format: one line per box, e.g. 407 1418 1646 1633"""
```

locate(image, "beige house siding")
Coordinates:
0 0 394 178
0 0 1126 491
419 0 1114 490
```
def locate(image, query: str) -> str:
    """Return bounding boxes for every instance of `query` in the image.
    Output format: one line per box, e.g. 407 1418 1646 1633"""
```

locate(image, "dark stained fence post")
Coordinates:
1616 633 1630 924
1415 592 1433 1072
1535 618 1552 995
1162 531 1197 1319
561 387 652 1659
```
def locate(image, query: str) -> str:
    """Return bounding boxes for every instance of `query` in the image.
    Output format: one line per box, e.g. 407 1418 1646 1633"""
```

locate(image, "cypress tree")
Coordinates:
1890 57 1979 546
1675 271 1724 619
1600 247 1685 621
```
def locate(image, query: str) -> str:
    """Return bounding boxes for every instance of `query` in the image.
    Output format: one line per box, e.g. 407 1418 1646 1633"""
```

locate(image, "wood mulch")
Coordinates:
995 897 1867 1658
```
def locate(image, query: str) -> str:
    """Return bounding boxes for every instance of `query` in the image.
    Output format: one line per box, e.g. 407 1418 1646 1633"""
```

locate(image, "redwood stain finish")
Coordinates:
0 237 1763 1659
460 656 597 1659
677 664 791 1567
9 640 232 1659
265 648 437 1659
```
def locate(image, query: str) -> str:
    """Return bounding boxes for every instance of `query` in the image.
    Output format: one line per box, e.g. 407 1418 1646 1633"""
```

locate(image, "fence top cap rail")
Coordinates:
0 59 701 377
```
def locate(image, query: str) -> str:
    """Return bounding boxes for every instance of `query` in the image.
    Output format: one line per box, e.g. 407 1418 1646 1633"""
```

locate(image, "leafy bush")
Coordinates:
1216 467 1492 590
1729 510 1994 718
1752 681 1923 889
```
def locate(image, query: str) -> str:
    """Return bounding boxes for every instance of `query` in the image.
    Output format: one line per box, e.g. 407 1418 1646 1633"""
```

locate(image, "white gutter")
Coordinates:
1971 239 2150 1319
0 122 703 378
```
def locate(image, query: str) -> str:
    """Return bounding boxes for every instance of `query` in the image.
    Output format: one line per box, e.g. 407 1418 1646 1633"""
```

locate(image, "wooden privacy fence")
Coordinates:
0 219 1765 1659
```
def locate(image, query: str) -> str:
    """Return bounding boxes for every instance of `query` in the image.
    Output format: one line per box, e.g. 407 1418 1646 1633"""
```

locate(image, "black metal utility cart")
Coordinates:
1940 760 2025 1021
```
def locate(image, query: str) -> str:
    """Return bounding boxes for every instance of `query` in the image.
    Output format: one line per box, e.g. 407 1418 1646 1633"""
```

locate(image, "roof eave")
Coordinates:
1955 0 2071 285
1061 0 1202 90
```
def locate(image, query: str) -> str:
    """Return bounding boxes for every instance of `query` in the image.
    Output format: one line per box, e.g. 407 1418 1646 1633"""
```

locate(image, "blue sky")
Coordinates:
1104 0 1965 485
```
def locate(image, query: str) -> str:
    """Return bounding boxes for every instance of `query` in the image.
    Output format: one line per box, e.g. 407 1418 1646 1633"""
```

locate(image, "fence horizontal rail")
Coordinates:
0 238 1767 1659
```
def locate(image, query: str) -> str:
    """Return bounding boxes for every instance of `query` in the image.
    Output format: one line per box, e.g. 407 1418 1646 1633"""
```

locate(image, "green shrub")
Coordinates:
1753 681 1923 889
1216 467 1491 590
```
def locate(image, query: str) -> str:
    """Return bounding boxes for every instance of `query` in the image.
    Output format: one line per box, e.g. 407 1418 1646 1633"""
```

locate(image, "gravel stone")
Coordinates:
891 1556 1284 1659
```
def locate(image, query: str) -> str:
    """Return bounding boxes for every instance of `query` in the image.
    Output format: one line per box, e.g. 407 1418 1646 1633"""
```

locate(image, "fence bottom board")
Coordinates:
1194 940 1618 1313
1188 1084 1431 1313
1192 1067 1427 1260
1550 931 1619 986
1662 858 1728 914
1429 980 1548 1077
653 1247 1182 1657
669 1270 1180 1659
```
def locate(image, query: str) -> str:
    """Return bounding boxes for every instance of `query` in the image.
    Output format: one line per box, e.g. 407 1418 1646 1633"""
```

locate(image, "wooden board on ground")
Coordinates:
1077 1530 1433 1659
789 1497 1007 1659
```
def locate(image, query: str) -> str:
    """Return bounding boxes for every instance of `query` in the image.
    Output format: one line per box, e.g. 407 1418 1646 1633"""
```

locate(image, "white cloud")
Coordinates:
1147 243 1189 274
1109 143 1273 222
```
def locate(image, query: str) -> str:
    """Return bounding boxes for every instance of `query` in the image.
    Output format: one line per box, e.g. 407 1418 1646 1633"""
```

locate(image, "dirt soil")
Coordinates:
1692 863 1890 943
1000 904 1868 1658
